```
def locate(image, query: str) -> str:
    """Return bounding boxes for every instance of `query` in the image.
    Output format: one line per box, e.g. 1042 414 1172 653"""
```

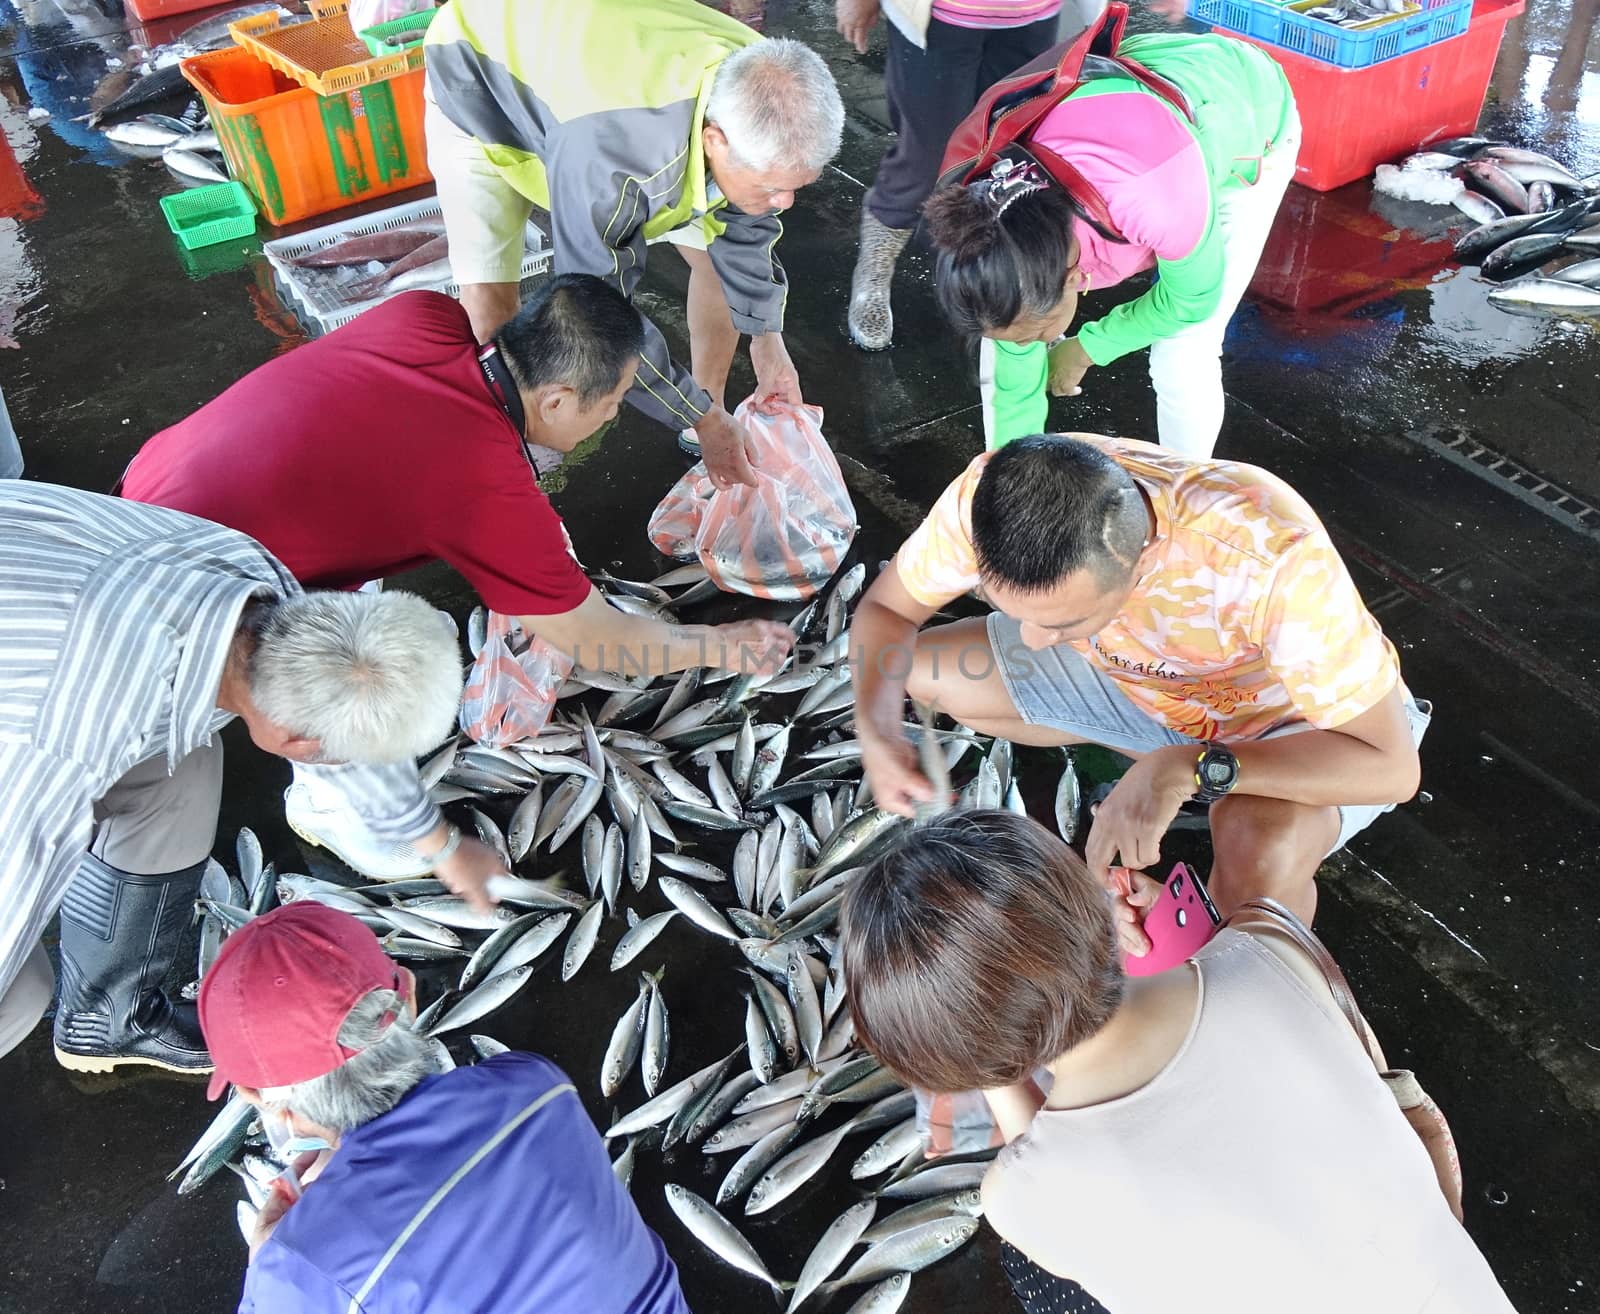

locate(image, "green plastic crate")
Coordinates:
359 8 436 58
159 181 256 250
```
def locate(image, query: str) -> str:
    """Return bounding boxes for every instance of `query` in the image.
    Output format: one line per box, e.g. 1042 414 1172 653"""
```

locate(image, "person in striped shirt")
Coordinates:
0 483 503 1074
836 0 1065 351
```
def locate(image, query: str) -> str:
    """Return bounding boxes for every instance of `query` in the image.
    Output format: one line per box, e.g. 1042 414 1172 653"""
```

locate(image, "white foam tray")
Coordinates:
262 197 550 334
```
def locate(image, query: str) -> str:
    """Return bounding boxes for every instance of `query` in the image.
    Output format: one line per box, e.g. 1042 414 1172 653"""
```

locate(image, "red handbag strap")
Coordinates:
936 3 1197 245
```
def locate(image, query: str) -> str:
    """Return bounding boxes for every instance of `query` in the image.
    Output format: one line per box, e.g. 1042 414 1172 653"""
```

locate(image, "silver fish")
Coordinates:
652 562 712 587
852 1118 922 1178
732 716 757 793
703 752 744 819
534 775 585 848
655 697 725 741
734 1060 836 1115
704 1097 805 1153
746 1121 851 1214
840 1273 912 1314
717 1122 803 1205
507 783 544 862
826 1216 980 1289
1553 256 1600 285
602 974 653 1096
484 876 587 912
612 1136 640 1188
686 1069 764 1146
601 822 624 913
400 896 519 932
611 909 679 970
626 810 653 892
547 775 603 853
733 830 760 909
650 667 703 734
106 119 184 147
879 1159 991 1199
1054 757 1082 844
376 906 462 949
738 935 794 981
643 974 671 1095
608 1049 740 1137
664 1185 784 1293
460 912 569 990
1489 277 1600 313
651 759 714 809
749 724 792 798
660 799 753 831
171 1093 255 1194
859 1191 983 1245
659 876 738 940
744 993 781 1085
561 899 605 981
788 1199 878 1313
469 1034 509 1060
164 146 227 183
380 933 467 962
786 949 824 1066
748 969 801 1067
235 829 263 897
430 963 536 1034
657 852 726 883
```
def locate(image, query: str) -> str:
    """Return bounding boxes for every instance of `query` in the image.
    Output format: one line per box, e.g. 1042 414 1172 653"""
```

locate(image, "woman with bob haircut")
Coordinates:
842 810 1519 1314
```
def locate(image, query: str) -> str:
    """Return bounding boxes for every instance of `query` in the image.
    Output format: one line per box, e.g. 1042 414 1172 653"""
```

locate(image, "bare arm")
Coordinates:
982 1080 1046 1144
521 586 794 679
850 561 940 816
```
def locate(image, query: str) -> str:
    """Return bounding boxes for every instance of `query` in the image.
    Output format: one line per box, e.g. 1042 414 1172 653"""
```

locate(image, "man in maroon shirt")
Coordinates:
123 276 792 890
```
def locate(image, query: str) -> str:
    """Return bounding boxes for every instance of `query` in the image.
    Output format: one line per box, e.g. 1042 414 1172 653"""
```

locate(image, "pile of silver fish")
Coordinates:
1302 0 1411 29
175 559 1089 1307
101 111 231 187
1391 138 1600 318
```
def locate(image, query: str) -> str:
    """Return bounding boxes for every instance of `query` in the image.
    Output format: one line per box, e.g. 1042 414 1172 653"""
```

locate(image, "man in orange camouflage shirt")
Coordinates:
850 433 1429 953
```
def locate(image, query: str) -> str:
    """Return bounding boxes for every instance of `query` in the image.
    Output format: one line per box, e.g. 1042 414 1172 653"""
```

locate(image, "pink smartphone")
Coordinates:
1122 862 1220 976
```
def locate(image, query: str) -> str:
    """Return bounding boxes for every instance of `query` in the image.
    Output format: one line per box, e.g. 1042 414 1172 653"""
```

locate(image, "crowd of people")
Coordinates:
0 0 1523 1311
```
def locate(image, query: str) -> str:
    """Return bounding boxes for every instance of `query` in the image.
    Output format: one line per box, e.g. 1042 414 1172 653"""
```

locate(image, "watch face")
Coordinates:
1202 759 1232 787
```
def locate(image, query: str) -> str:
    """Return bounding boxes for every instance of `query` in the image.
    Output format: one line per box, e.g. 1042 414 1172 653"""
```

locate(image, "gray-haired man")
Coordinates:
0 482 483 1075
423 0 845 488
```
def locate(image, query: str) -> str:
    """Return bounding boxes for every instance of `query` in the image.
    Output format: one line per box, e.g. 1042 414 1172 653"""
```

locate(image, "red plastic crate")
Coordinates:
126 0 239 22
1230 0 1525 191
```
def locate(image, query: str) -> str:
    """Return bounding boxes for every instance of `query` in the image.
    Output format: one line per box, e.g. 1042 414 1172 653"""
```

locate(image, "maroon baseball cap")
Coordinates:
198 902 407 1100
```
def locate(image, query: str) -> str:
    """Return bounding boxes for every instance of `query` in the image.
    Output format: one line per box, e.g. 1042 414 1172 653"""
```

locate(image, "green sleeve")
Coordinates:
1075 206 1229 366
980 338 1050 449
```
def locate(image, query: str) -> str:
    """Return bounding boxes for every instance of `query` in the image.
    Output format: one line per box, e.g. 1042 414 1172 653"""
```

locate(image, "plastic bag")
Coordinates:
459 612 573 748
346 0 432 37
916 1067 1055 1158
647 401 857 600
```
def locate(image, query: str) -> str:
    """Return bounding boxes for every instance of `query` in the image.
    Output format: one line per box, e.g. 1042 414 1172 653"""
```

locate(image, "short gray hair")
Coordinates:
247 591 462 764
706 38 843 173
266 990 434 1135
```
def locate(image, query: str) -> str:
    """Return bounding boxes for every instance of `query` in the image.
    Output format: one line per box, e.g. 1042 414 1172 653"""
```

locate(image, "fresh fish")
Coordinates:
1452 190 1505 225
459 912 569 991
718 1122 804 1205
853 1118 923 1179
654 697 725 741
749 968 801 1067
663 1185 786 1293
1489 155 1582 188
813 807 902 877
402 895 518 932
859 1191 983 1245
608 1049 741 1137
834 562 868 606
235 829 263 898
1461 159 1530 215
427 1037 457 1072
380 933 467 961
1429 135 1499 157
1401 149 1468 172
469 1034 509 1060
643 975 671 1096
1552 257 1600 286
788 1199 877 1312
484 876 587 912
650 668 703 734
287 224 446 268
561 899 605 981
660 799 753 831
430 963 535 1034
534 775 584 848
744 992 781 1083
657 852 727 884
508 783 544 862
686 1071 765 1146
627 810 653 892
840 1274 912 1314
733 830 760 909
746 1122 851 1214
376 906 463 949
1488 277 1600 314
659 876 738 940
106 120 185 147
86 63 190 127
651 759 714 809
652 562 712 588
734 1061 837 1115
879 1159 991 1199
171 1094 255 1194
703 752 744 819
602 975 653 1097
547 774 603 853
1481 231 1572 280
350 233 449 297
786 949 824 1065
811 789 837 845
703 1098 805 1153
825 1217 980 1290
1055 756 1082 844
164 147 228 183
732 715 757 794
601 822 624 914
1526 180 1559 214
611 910 679 970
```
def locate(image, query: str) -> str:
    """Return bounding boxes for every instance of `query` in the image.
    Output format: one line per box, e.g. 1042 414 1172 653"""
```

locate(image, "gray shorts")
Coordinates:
986 613 1432 856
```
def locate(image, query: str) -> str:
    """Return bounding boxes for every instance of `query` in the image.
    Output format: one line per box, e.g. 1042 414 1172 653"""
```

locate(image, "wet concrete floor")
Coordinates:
1 0 1598 1311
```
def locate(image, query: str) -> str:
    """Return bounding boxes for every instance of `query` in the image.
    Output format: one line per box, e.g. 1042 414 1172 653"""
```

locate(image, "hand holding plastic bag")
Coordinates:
459 612 573 748
648 400 857 601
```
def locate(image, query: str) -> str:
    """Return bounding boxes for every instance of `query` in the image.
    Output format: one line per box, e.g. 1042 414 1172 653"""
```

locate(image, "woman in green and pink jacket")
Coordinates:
925 31 1299 460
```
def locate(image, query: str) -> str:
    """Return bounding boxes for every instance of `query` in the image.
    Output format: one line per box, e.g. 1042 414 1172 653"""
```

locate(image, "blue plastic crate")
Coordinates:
1190 0 1472 68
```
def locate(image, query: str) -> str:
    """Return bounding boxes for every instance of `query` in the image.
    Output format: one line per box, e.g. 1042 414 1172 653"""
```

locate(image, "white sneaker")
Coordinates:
283 782 432 880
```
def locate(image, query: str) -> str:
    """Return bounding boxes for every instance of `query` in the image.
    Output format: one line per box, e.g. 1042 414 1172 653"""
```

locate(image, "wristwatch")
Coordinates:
1192 745 1240 803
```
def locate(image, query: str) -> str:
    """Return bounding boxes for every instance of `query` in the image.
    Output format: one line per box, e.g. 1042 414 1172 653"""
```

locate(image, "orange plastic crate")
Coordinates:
228 7 424 96
179 45 432 226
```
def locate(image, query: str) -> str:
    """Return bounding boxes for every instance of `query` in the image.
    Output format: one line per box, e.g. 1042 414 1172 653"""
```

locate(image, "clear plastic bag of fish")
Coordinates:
917 1067 1054 1158
459 611 573 748
647 400 857 601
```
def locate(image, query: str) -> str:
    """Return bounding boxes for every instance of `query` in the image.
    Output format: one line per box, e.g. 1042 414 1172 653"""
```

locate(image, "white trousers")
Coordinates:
1147 111 1302 459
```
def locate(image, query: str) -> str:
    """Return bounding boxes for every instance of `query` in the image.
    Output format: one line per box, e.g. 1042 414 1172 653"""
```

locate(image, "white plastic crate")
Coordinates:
262 197 551 334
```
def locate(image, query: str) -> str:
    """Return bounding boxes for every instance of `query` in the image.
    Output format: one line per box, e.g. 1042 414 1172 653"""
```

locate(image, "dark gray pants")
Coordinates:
865 15 1059 231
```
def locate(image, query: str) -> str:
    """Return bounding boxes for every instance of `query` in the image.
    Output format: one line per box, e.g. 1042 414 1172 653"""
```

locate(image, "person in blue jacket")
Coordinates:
198 902 690 1314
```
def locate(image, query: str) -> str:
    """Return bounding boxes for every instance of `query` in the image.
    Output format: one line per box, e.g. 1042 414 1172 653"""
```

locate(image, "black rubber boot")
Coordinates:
52 855 213 1074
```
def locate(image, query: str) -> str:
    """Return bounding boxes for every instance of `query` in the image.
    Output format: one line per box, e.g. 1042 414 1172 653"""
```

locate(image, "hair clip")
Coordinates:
979 157 1049 219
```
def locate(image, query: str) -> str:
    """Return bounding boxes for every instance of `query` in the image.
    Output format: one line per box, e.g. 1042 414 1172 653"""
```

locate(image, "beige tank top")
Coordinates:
983 930 1518 1314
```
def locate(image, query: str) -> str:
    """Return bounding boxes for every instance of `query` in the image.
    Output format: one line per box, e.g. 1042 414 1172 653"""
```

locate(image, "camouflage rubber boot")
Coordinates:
847 208 912 352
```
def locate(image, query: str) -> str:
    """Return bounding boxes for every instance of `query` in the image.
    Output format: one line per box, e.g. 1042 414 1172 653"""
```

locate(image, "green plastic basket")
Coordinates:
159 181 256 250
359 8 436 58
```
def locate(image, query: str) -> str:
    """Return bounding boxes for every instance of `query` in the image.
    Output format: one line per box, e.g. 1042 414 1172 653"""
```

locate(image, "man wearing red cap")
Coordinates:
201 902 690 1314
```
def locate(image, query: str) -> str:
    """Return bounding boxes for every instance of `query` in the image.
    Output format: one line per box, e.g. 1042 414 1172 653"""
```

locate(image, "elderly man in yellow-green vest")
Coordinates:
424 0 845 489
